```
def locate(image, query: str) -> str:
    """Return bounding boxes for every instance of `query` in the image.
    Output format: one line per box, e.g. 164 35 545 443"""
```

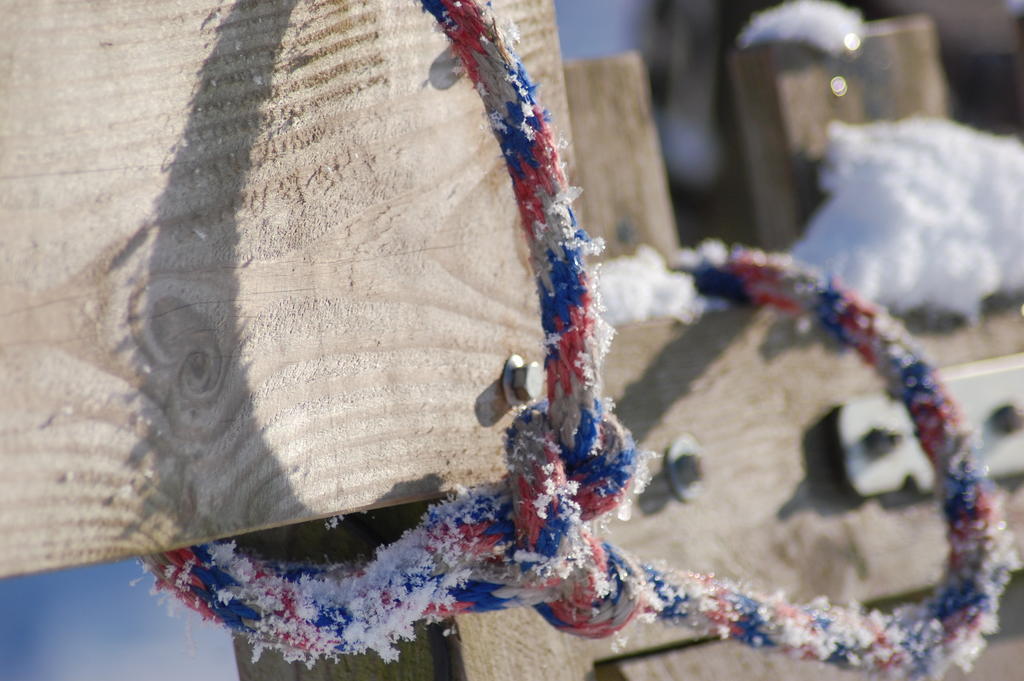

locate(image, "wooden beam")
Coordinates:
563 53 680 259
0 0 570 578
454 608 593 681
730 14 948 249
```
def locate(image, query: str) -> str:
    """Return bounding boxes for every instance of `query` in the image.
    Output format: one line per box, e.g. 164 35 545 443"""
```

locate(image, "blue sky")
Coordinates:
0 560 236 681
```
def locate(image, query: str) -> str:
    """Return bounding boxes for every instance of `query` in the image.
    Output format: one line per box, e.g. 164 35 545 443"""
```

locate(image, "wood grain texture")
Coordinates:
0 0 572 577
605 573 1024 681
454 608 594 681
581 305 1024 659
563 54 679 259
730 14 949 249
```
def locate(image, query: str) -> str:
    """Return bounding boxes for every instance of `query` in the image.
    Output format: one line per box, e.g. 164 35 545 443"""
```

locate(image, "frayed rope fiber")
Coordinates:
140 1 1018 676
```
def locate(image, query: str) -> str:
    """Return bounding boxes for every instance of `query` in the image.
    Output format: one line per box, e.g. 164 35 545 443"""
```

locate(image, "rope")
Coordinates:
141 1 1018 676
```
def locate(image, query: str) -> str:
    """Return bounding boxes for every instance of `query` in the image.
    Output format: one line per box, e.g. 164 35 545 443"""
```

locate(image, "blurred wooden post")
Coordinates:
729 14 949 249
1017 16 1024 126
564 53 680 259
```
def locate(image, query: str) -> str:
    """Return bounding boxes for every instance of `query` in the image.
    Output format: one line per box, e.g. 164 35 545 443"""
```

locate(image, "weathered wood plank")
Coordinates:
604 572 1024 681
730 14 948 249
0 0 571 577
581 305 1024 658
563 53 679 259
454 608 593 681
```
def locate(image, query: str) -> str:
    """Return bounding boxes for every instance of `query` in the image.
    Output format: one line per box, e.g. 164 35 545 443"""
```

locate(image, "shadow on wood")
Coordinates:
112 0 309 557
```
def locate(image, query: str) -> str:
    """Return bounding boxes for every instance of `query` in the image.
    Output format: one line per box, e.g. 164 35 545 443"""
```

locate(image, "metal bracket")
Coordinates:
837 353 1024 496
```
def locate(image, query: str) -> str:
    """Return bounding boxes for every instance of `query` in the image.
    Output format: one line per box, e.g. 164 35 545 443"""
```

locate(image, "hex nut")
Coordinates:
503 354 542 405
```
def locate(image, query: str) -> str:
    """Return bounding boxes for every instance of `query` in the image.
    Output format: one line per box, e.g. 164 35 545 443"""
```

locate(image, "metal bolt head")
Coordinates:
503 354 542 405
862 427 903 457
664 434 703 503
990 402 1024 434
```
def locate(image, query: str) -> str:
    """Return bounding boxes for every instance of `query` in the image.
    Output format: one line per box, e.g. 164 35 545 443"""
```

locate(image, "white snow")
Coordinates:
793 118 1024 319
597 245 704 327
737 0 864 54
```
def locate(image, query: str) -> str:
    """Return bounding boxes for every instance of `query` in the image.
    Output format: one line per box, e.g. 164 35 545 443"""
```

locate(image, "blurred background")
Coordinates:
2 1 1020 679
556 0 1021 248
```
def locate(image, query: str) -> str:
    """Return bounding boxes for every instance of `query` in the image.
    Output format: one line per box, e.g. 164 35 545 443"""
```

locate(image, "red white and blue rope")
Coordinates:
141 1 1017 676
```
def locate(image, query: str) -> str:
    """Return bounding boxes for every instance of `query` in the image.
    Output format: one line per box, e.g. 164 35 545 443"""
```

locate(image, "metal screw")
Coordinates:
990 402 1024 434
428 45 462 90
862 427 904 457
502 354 542 405
664 434 703 503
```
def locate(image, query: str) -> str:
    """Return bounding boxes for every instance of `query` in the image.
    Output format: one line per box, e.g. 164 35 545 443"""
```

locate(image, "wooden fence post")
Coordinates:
564 53 679 259
729 14 948 249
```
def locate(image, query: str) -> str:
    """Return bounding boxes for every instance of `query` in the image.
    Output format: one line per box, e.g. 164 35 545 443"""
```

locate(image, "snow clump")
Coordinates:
598 245 704 327
793 118 1024 319
737 0 864 54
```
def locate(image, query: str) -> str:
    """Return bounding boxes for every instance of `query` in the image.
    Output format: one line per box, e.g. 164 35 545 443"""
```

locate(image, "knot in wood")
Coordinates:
137 295 233 441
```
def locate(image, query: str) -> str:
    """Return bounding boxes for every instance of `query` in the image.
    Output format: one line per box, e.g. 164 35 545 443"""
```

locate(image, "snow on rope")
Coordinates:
141 1 1017 677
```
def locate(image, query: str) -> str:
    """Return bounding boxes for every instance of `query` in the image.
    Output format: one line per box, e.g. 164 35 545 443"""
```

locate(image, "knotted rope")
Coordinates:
142 1 1017 677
